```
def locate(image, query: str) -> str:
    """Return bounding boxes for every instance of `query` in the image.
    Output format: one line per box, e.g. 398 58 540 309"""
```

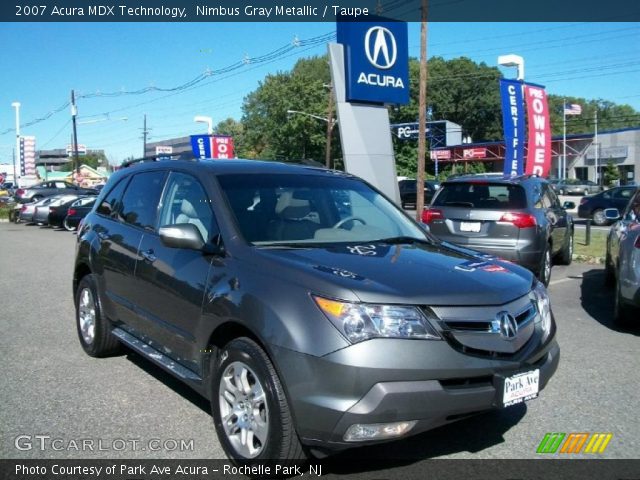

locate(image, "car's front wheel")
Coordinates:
538 245 552 286
75 274 122 357
212 337 306 464
63 217 75 231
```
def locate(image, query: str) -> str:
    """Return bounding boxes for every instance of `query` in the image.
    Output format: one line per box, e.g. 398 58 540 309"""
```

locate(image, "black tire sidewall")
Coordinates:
211 339 287 462
539 246 552 286
75 274 106 357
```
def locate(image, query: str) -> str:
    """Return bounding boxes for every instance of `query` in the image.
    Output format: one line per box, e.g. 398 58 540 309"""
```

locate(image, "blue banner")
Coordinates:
337 17 409 105
190 135 212 159
500 78 525 177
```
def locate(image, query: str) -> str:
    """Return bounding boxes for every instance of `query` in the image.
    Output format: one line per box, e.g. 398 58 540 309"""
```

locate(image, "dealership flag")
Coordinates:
524 84 551 177
564 103 582 115
500 78 525 177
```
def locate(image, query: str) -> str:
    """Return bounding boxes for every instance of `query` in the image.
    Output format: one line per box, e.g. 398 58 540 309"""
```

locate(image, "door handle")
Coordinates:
141 249 157 263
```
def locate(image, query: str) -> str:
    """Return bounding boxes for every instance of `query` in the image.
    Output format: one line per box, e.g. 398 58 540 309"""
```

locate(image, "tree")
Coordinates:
603 161 620 187
215 118 247 158
62 153 106 171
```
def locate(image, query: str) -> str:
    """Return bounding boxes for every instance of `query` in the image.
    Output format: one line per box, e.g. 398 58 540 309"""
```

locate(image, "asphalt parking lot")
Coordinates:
0 222 638 464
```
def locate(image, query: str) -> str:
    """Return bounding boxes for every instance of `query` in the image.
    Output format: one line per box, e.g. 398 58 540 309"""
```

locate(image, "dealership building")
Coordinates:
431 126 639 184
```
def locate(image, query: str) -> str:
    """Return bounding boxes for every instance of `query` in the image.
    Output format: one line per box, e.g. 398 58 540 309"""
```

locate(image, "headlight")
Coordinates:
532 281 553 341
313 296 441 343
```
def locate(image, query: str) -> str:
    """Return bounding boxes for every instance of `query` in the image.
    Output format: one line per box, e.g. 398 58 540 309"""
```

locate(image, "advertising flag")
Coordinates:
524 84 551 177
500 79 525 177
190 135 235 159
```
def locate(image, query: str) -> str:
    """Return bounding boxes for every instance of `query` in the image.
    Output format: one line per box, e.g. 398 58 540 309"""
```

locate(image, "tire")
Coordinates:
613 272 633 326
63 217 76 231
212 337 306 464
537 244 552 286
556 231 573 265
75 274 122 357
559 189 565 196
604 251 615 287
592 209 608 226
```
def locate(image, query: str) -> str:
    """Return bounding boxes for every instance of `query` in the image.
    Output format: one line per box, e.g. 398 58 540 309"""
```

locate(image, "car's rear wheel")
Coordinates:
592 208 608 226
63 217 75 231
75 274 122 357
212 337 306 464
538 245 552 286
604 251 615 287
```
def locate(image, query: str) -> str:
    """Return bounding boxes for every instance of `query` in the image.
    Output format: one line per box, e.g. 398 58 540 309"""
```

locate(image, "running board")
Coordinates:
112 328 202 382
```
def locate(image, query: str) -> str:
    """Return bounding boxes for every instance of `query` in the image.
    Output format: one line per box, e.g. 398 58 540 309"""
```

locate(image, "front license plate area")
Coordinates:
497 369 540 407
460 221 481 232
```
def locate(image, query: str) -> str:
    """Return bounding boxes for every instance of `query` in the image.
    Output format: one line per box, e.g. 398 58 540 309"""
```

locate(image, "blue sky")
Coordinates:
0 22 638 165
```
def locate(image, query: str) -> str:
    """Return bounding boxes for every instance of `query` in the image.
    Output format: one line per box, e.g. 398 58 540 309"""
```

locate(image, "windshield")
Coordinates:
217 173 426 246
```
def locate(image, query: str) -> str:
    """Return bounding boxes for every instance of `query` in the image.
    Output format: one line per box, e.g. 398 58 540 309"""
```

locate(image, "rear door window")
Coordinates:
97 177 129 218
433 183 527 209
120 171 166 231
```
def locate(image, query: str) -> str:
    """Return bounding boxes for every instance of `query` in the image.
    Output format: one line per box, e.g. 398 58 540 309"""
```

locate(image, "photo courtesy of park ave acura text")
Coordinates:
0 1 638 478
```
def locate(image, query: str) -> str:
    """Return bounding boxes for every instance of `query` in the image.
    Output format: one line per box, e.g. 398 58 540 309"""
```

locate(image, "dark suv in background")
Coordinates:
74 160 559 462
422 174 574 285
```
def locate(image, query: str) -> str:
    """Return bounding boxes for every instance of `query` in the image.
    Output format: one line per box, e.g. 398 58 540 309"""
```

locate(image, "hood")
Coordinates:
256 240 533 306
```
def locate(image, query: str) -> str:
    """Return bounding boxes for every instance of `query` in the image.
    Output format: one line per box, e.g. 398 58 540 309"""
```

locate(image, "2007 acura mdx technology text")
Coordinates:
73 159 559 462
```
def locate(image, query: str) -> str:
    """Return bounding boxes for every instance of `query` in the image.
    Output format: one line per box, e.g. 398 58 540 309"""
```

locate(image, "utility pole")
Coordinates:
141 114 150 158
325 84 334 169
562 98 566 180
594 109 599 186
416 0 428 222
71 90 80 176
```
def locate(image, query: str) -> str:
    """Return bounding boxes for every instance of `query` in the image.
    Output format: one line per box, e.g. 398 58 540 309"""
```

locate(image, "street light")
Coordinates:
11 102 20 184
194 115 214 135
286 109 337 169
497 54 525 81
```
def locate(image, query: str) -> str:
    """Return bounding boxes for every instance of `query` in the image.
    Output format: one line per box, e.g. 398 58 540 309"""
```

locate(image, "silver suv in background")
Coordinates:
422 174 574 285
605 187 640 324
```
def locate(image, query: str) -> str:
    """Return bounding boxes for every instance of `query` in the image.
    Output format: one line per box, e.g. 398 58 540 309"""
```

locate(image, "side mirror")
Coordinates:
604 208 621 221
159 223 206 251
562 201 576 210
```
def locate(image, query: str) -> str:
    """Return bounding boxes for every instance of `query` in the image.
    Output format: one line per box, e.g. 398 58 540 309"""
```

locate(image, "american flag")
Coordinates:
564 103 582 115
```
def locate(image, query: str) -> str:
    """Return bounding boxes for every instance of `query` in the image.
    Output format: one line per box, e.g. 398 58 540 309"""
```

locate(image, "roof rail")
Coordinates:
121 153 197 168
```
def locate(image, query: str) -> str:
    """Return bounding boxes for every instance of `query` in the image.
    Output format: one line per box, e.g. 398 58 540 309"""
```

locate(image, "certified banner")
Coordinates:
500 79 524 177
524 84 551 177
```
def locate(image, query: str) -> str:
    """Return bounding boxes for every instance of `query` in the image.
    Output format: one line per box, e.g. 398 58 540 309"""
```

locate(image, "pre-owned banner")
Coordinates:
190 135 235 159
500 79 524 177
524 84 551 177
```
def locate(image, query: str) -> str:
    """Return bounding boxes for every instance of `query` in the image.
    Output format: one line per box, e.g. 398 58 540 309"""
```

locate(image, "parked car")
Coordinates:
32 194 80 225
577 186 636 226
551 179 601 196
604 187 640 324
74 159 559 462
63 196 98 231
398 179 440 208
0 182 15 197
18 197 55 224
15 180 97 204
422 174 574 285
49 195 96 230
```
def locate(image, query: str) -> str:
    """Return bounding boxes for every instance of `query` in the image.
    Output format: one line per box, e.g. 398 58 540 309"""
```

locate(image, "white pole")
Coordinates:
11 102 21 183
594 109 599 186
562 100 566 180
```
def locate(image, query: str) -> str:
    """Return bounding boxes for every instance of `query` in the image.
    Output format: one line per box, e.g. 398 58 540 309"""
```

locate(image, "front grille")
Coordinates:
442 304 536 333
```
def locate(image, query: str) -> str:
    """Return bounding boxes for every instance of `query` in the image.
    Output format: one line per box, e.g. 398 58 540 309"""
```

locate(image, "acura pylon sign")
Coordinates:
337 18 409 105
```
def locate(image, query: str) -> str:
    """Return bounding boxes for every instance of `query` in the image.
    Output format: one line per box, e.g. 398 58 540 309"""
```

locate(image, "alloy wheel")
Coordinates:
78 288 96 345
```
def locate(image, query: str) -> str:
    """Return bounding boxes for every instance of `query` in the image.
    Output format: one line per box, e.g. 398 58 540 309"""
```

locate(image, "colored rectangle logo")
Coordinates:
537 433 612 454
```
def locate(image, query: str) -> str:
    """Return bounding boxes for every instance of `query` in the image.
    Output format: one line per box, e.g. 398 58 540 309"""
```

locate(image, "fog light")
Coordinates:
343 420 418 442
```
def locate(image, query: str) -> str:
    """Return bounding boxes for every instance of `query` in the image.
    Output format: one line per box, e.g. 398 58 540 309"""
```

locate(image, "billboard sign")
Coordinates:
20 136 37 176
430 150 451 160
155 146 173 155
190 135 235 159
463 147 487 159
337 18 409 105
66 144 87 156
500 79 525 177
524 84 551 177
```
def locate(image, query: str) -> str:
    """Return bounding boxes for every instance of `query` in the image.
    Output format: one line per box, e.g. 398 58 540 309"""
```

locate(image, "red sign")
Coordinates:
462 147 487 159
524 85 551 177
212 135 235 159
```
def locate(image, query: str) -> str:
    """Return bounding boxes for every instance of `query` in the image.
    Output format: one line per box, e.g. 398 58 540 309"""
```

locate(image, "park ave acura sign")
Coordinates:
337 18 409 104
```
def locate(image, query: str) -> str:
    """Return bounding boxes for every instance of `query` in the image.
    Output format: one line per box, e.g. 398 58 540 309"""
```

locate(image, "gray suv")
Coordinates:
74 160 559 462
423 175 574 285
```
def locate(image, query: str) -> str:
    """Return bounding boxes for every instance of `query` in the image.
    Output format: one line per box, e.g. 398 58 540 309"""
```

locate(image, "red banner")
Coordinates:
524 85 551 177
212 135 235 159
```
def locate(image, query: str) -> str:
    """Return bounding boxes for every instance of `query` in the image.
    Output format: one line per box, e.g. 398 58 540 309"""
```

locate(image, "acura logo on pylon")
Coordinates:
364 26 397 69
494 311 518 339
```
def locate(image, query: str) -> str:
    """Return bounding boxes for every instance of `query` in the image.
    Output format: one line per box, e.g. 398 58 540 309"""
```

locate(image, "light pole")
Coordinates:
286 110 337 168
194 115 214 135
11 102 20 184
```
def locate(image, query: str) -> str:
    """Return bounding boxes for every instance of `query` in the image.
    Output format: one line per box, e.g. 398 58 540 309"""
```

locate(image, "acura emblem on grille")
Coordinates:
493 311 518 339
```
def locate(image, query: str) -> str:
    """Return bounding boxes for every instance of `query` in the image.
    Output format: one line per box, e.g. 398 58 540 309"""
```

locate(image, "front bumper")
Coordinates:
273 331 559 451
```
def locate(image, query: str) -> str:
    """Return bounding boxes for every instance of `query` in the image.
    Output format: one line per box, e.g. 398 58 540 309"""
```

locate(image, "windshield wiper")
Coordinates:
373 236 433 245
